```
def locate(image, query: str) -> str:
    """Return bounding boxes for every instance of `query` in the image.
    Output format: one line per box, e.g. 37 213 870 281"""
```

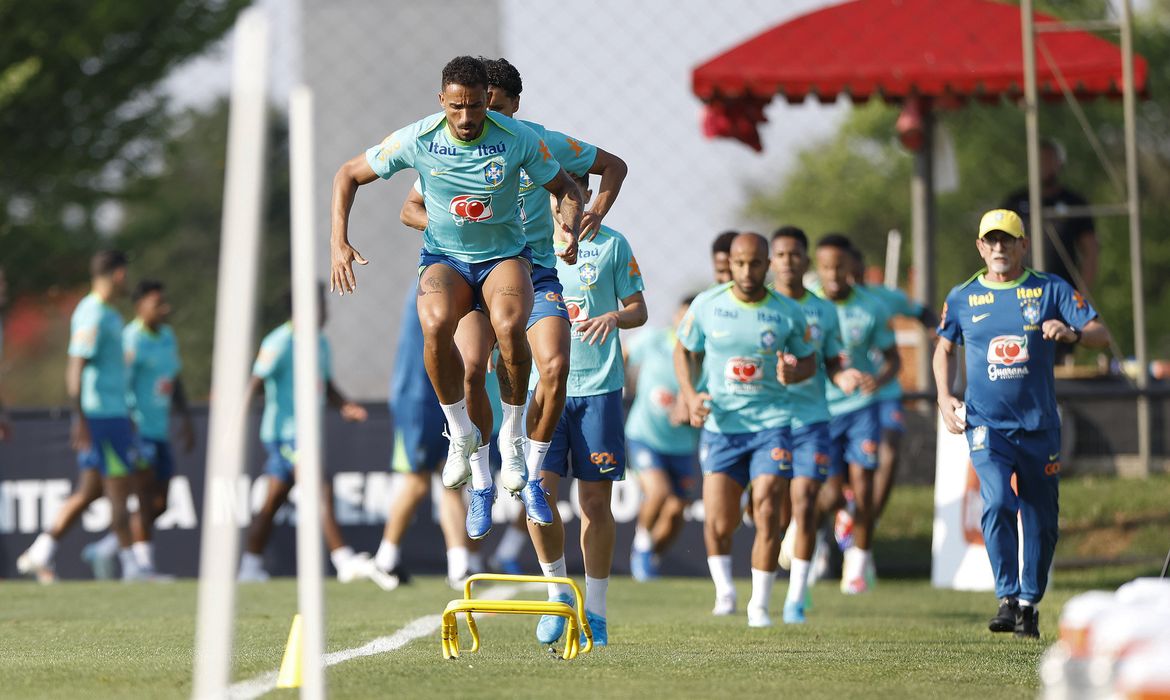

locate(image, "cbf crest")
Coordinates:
578 262 599 287
483 158 506 188
759 329 777 352
518 168 533 192
1020 299 1041 326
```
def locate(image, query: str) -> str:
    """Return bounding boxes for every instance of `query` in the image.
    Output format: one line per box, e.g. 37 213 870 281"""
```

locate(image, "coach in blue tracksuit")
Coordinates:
934 209 1110 638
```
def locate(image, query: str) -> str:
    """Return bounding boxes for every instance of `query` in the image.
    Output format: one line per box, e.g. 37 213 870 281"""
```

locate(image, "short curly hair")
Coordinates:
441 55 487 90
483 57 523 97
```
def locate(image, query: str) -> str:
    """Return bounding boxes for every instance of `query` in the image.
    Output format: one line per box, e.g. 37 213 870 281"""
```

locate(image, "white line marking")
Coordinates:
227 583 526 700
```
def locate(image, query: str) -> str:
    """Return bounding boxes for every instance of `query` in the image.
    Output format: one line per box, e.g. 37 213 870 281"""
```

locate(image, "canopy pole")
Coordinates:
911 104 935 391
1021 0 1045 272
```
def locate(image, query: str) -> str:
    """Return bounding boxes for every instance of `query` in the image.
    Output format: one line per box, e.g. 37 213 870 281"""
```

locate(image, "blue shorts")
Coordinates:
137 438 175 481
878 398 906 434
264 441 297 485
543 390 626 482
78 417 136 478
789 422 830 482
827 404 880 478
699 425 791 489
391 396 447 474
529 265 570 329
628 439 699 499
418 248 533 311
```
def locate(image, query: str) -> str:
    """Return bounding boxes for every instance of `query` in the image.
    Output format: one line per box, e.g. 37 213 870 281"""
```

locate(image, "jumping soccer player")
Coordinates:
676 233 815 628
770 227 857 622
625 295 700 581
19 251 146 582
399 57 627 535
935 209 1108 638
237 291 376 584
331 56 584 540
812 234 900 595
530 173 646 647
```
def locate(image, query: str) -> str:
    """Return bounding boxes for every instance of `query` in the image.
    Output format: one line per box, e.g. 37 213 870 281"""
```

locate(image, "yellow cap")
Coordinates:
978 209 1025 239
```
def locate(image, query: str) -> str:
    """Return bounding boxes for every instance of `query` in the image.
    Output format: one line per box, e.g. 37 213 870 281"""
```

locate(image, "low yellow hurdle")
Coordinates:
441 573 593 661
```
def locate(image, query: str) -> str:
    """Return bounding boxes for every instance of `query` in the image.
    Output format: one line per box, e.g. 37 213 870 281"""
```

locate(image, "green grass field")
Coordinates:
2 476 1167 699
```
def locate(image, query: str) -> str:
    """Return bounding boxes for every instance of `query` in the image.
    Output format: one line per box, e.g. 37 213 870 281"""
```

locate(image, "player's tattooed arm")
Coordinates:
581 147 628 242
544 168 584 261
330 153 379 294
673 341 710 428
933 337 966 434
400 187 427 232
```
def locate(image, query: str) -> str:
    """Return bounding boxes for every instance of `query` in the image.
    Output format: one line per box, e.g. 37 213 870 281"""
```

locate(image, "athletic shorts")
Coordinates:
878 398 906 434
390 396 447 474
827 403 880 478
698 425 791 489
77 417 136 478
543 389 626 482
418 247 533 311
628 439 699 499
789 421 830 482
137 437 175 482
528 265 570 328
264 441 297 485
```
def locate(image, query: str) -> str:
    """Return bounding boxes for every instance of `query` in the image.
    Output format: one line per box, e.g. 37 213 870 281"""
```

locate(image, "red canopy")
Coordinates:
693 0 1148 150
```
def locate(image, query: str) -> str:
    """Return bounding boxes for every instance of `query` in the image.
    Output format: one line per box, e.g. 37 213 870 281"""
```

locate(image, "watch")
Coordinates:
1070 327 1083 344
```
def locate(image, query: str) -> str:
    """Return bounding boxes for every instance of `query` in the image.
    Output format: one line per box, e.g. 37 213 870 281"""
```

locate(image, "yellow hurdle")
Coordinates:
441 573 593 660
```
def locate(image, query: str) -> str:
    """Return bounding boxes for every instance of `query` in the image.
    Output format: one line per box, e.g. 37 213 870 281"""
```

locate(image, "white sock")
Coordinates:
526 440 551 481
495 524 528 562
844 547 870 580
539 556 572 598
30 533 58 566
748 568 776 613
707 555 734 598
330 546 355 571
441 399 476 439
585 575 609 618
95 532 120 557
447 546 470 581
633 525 653 553
787 558 811 604
240 551 265 573
119 548 139 577
500 401 526 441
375 539 400 573
131 541 154 571
470 445 492 489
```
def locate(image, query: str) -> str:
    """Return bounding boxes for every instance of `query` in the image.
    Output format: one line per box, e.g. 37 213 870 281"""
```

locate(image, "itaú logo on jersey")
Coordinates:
986 334 1030 381
724 356 763 389
449 194 493 226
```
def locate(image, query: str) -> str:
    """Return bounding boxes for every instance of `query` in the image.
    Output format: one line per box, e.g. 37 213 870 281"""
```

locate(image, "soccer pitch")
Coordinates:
1 564 1156 700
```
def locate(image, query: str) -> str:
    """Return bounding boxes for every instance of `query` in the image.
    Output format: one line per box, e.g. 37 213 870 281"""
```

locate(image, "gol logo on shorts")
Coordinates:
770 447 792 462
861 439 878 454
590 452 618 465
544 291 564 303
1045 461 1061 476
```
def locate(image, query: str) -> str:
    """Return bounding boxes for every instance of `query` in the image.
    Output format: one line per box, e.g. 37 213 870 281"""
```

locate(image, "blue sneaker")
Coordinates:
581 611 607 647
630 549 657 582
466 485 496 540
536 593 573 644
521 478 554 526
783 600 806 624
81 542 117 580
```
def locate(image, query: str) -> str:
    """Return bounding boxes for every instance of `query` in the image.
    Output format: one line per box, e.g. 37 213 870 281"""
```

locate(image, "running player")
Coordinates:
331 56 584 540
237 291 376 584
399 57 627 533
711 230 737 284
19 251 145 582
530 173 646 647
935 209 1108 636
769 226 858 622
625 295 700 581
676 233 816 628
812 234 900 595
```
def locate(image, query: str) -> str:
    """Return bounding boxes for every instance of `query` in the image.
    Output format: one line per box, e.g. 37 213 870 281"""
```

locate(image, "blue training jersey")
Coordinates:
517 120 597 270
938 268 1097 432
68 293 128 418
816 286 895 417
124 320 182 440
625 328 700 455
861 283 924 402
773 288 843 429
366 111 562 263
253 322 332 444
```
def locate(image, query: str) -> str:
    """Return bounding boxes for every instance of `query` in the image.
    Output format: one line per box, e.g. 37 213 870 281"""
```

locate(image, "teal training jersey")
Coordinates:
816 287 895 416
677 283 814 434
862 283 922 401
625 328 700 455
541 224 644 397
517 120 597 269
774 289 843 429
366 111 562 263
253 323 332 444
124 320 182 440
68 293 128 418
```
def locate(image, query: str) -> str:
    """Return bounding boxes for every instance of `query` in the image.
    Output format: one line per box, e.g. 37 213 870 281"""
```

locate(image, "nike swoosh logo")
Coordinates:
556 305 566 312
1048 453 1059 461
973 313 992 323
430 169 450 177
599 466 616 474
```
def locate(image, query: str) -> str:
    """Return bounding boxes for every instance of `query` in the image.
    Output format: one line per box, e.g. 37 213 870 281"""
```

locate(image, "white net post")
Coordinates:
191 8 270 699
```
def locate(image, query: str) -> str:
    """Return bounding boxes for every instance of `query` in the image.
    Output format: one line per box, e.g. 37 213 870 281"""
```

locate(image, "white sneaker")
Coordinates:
367 566 402 591
442 429 479 489
712 592 737 616
16 550 56 584
238 566 270 583
498 435 528 494
747 606 773 628
336 552 373 584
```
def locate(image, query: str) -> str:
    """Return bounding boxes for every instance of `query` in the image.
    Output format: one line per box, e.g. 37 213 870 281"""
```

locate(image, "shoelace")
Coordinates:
469 489 492 519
